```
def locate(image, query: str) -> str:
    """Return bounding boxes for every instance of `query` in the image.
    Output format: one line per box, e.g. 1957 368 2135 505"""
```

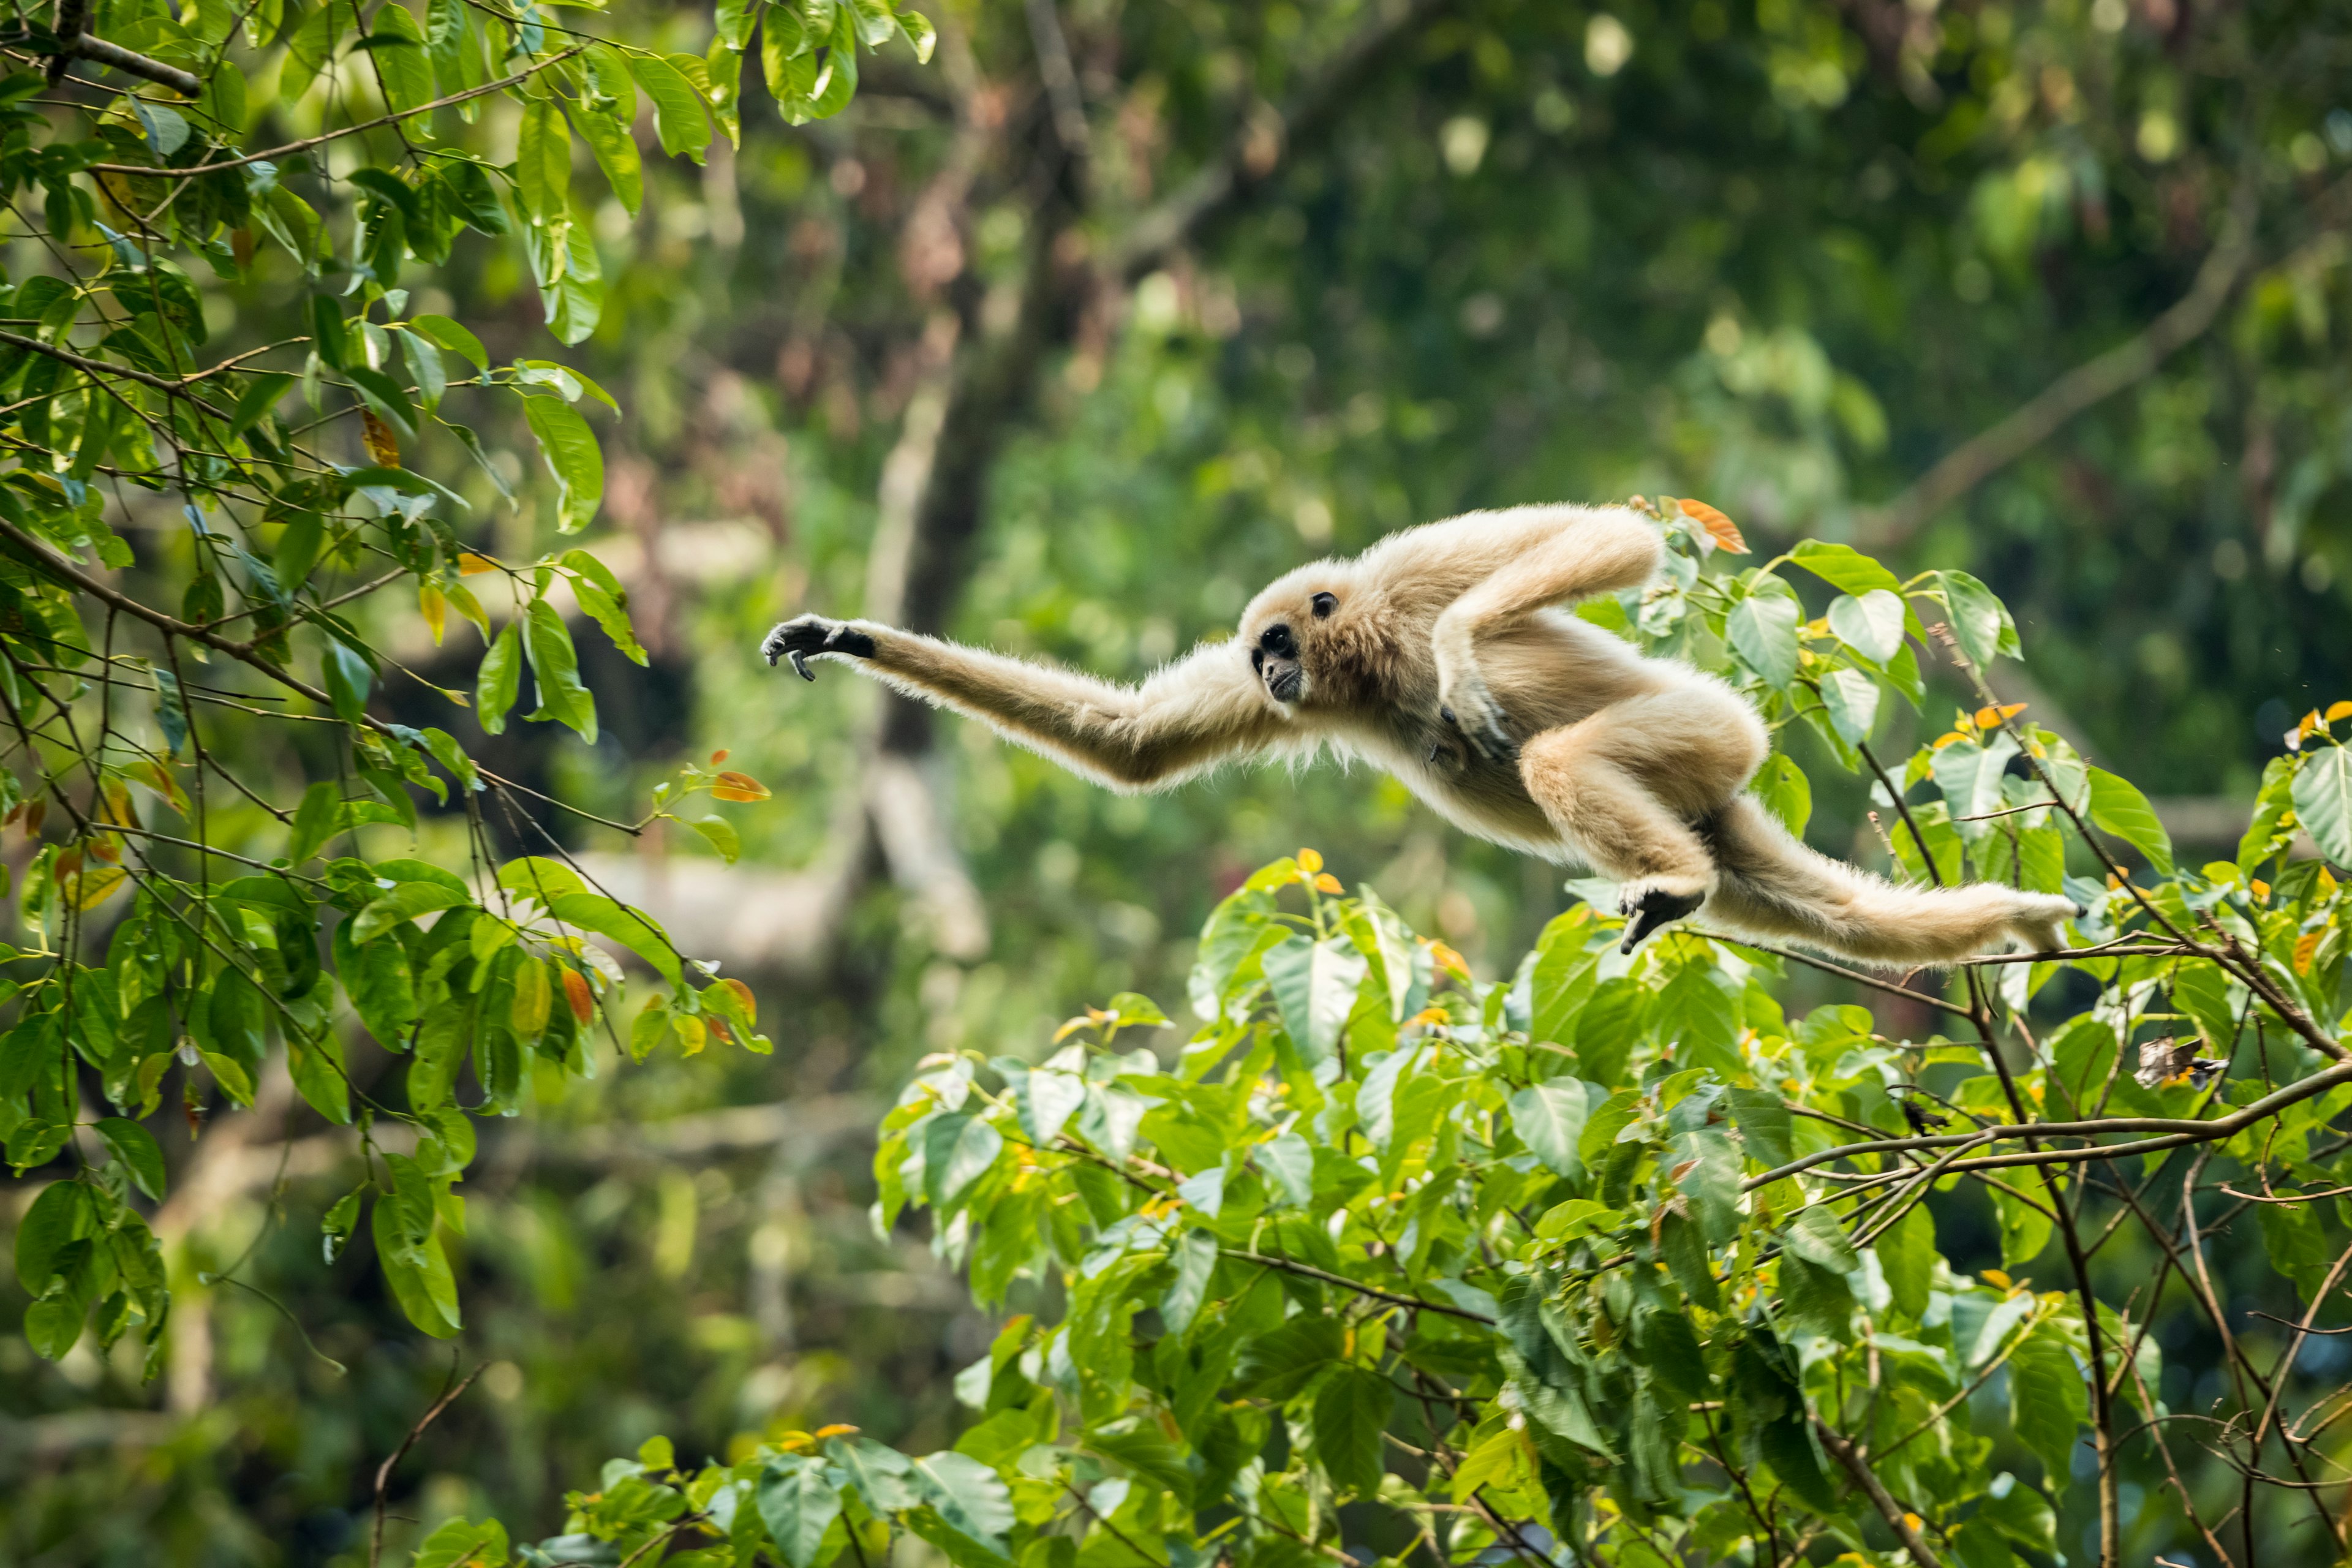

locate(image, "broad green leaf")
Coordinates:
15 1178 94 1292
521 600 598 742
1311 1367 1389 1497
515 99 570 221
1827 588 1905 662
475 620 521 733
2087 766 2174 877
407 312 488 371
1937 569 2016 667
1783 1207 1860 1273
546 892 680 984
93 1117 165 1199
365 1 435 119
352 880 467 943
2291 745 2352 869
1752 752 1811 837
1877 1201 1937 1323
2007 1324 2086 1486
1508 1077 1588 1180
630 53 715 163
575 101 643 215
521 394 603 533
907 1450 1014 1556
1725 587 1800 688
1789 540 1903 596
1817 666 1879 747
1261 935 1366 1063
756 1455 843 1568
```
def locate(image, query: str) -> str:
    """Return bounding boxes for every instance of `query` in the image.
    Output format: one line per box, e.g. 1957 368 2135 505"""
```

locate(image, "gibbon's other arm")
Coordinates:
1425 505 1662 760
762 615 1286 791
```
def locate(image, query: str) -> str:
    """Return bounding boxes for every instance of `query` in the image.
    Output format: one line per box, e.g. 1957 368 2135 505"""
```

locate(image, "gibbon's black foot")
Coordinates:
763 616 876 681
1618 883 1707 954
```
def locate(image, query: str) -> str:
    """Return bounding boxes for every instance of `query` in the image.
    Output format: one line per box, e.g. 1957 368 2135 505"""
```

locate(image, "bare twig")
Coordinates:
371 1363 481 1567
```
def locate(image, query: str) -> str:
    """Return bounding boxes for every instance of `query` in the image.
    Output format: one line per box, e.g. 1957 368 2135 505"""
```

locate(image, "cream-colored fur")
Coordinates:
762 503 2078 965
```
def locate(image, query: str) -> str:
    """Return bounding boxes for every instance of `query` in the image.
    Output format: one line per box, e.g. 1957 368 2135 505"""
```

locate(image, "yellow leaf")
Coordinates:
1296 846 1324 873
710 770 771 803
361 409 401 469
2302 709 2324 738
2295 932 2321 974
2323 867 2342 896
70 864 127 910
1052 1015 1091 1042
720 976 757 1027
1974 703 2027 728
1678 497 1749 553
1313 872 1343 894
1902 1514 1923 1534
1931 731 1966 750
677 1014 707 1057
2329 700 2352 723
812 1423 859 1439
1981 1268 2012 1289
420 581 447 646
458 552 499 576
511 955 551 1038
1430 940 1471 980
2250 879 2271 902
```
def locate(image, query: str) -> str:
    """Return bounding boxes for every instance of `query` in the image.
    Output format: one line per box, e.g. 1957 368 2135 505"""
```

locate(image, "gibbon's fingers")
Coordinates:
762 615 877 680
1618 883 1708 954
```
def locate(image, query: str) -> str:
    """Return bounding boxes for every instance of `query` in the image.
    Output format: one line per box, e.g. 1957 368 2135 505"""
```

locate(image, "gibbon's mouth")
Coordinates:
1267 664 1304 703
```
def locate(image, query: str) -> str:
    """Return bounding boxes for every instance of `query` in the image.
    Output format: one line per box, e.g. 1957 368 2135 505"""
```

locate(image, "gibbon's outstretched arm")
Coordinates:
761 616 1284 791
1419 507 1663 761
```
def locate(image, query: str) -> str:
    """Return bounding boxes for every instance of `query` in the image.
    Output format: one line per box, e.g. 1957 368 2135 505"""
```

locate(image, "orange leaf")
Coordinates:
2329 701 2352 723
2295 931 2321 974
1973 703 2027 728
720 976 757 1027
709 749 729 765
457 552 498 576
1313 872 1343 894
1428 939 1471 980
2250 879 2271 902
1679 497 1749 554
560 967 594 1023
361 409 401 469
710 770 771 803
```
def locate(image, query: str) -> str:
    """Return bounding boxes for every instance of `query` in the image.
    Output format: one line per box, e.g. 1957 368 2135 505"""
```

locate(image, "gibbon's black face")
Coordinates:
1247 589 1341 704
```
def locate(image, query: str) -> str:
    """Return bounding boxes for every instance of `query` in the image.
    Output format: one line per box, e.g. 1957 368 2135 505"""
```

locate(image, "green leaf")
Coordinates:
322 636 374 722
407 314 487 371
1724 1087 1791 1169
1725 587 1800 688
1827 588 1905 662
1237 1315 1343 1400
907 1450 1014 1556
205 965 267 1080
93 1117 165 1199
684 813 740 862
1261 935 1366 1063
630 53 715 163
2007 1323 2086 1486
1311 1367 1389 1498
352 880 467 943
2087 766 2174 878
1877 1201 1936 1322
757 1455 843 1568
1817 666 1879 747
365 1 435 118
1789 539 1902 596
477 620 521 735
925 1112 1003 1208
2292 745 2352 869
346 364 420 440
15 1178 94 1292
521 394 603 533
546 892 680 985
1672 1129 1741 1245
1159 1227 1218 1336
521 599 598 742
415 1519 510 1568
575 102 643 215
290 780 341 864
1509 1077 1589 1180
1752 752 1811 837
1783 1207 1860 1273
1937 570 2016 667
515 99 570 221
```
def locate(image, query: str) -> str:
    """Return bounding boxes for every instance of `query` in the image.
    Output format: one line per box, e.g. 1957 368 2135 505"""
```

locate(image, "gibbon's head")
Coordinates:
1238 570 1354 708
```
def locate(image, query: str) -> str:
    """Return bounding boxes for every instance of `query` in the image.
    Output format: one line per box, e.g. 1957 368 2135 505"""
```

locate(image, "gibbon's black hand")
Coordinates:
762 616 877 681
1618 883 1706 954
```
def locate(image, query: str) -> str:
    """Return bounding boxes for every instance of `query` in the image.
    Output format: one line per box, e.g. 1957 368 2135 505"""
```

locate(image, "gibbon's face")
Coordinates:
1242 585 1343 706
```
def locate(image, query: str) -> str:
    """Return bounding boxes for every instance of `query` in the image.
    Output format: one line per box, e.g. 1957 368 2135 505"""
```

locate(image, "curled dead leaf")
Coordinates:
1678 497 1749 553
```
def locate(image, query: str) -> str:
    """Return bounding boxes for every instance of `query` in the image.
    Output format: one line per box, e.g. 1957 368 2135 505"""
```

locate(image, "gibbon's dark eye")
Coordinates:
1260 624 1295 658
1311 592 1338 619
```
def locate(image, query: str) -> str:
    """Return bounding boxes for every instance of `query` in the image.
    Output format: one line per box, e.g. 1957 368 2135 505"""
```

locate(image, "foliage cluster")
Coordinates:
418 537 2352 1566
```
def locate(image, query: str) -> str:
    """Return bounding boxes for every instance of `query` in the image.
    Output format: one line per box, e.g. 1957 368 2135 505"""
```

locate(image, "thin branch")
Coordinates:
1689 927 1971 1017
371 1363 481 1567
1814 1420 1943 1568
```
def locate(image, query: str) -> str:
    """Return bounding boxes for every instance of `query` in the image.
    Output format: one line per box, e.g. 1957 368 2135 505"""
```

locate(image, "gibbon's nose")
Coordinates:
1267 663 1303 703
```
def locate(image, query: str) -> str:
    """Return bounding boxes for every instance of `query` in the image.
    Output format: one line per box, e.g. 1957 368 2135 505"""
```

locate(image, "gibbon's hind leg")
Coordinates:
1518 687 1765 953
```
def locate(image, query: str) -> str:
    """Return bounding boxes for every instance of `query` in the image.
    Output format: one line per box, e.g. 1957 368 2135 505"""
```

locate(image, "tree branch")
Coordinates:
1814 1420 1943 1568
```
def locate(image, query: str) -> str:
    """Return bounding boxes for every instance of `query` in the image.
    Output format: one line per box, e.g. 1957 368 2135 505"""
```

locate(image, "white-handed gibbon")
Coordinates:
762 503 2081 965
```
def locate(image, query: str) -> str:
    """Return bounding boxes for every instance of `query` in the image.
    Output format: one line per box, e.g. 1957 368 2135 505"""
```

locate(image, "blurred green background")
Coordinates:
7 0 2351 1561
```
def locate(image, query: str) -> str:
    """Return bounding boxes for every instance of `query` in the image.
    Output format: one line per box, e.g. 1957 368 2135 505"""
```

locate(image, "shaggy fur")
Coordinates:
763 503 2079 965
